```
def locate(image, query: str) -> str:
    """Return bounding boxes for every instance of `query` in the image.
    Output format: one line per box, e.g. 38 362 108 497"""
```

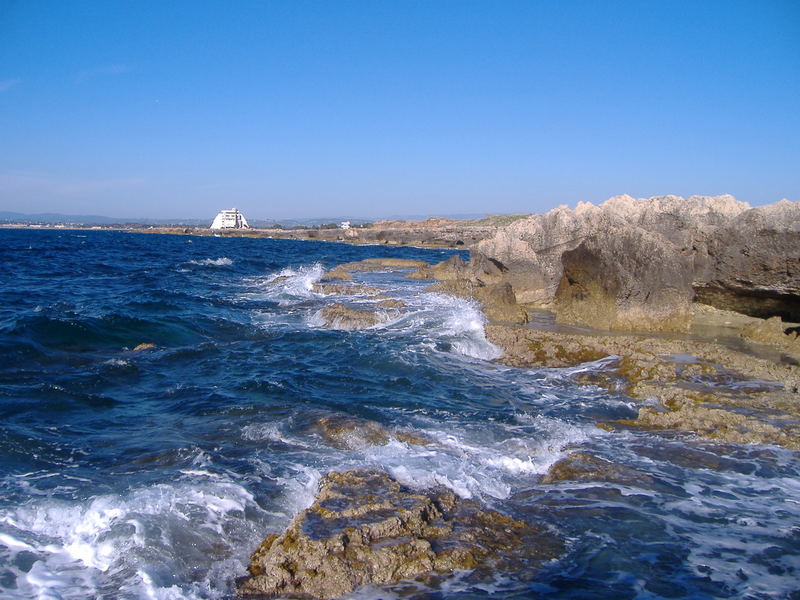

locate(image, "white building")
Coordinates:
210 208 250 229
339 221 351 230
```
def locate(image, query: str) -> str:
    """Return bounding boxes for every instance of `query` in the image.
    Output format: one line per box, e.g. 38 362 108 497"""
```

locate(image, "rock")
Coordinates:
309 415 432 450
322 268 353 282
485 323 800 448
740 316 800 357
316 304 397 330
132 343 156 352
375 298 405 309
541 452 651 486
238 469 562 599
617 405 800 449
693 200 800 321
362 258 430 269
474 195 799 326
335 261 388 273
553 226 694 331
428 280 528 324
311 283 383 296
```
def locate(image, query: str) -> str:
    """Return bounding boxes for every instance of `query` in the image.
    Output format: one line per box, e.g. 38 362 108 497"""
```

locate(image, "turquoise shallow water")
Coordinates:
0 229 798 599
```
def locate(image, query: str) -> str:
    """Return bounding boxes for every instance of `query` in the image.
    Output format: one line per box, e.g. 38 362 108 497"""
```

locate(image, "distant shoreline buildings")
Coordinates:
210 208 250 229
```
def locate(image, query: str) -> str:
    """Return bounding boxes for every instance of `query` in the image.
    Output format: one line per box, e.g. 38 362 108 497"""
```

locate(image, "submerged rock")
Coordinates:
317 304 398 331
309 415 432 450
238 469 562 599
541 452 652 486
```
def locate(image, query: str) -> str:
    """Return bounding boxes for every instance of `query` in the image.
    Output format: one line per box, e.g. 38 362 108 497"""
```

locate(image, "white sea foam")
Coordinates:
246 263 325 307
188 257 233 267
0 473 289 599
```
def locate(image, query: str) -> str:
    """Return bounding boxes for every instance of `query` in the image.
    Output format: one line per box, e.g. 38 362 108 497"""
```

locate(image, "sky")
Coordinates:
0 0 798 221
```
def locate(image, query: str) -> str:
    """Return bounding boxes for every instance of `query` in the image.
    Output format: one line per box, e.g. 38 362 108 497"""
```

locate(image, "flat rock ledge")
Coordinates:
485 323 800 449
238 469 562 599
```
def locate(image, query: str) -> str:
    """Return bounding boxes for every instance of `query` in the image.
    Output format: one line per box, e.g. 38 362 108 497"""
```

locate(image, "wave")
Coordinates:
187 257 233 267
0 462 319 600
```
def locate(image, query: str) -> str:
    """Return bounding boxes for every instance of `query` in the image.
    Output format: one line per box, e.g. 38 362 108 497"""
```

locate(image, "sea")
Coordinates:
0 229 798 600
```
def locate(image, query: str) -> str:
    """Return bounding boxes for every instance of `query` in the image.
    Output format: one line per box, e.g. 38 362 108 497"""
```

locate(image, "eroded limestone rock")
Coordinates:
309 415 432 450
316 304 398 331
321 268 353 282
484 323 800 448
554 226 694 332
238 469 562 599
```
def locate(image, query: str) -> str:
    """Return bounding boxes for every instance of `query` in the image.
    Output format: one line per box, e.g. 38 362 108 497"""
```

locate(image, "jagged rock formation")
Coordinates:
474 195 799 329
693 200 800 321
238 469 562 599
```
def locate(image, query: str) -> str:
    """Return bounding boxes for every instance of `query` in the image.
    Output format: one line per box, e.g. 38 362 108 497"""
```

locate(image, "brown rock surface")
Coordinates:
311 283 383 296
473 195 799 328
554 226 694 332
541 452 652 486
238 469 562 599
484 323 800 448
317 304 398 331
321 267 353 282
309 415 432 450
739 316 800 358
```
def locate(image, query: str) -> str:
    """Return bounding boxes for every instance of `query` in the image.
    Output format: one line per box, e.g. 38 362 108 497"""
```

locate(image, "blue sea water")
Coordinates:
0 229 798 600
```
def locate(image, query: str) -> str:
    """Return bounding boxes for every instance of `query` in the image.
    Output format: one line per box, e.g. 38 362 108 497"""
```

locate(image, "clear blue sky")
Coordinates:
1 0 798 220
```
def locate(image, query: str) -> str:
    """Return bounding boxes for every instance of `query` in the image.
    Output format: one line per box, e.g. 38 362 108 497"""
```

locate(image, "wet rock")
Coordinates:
238 469 562 599
317 304 397 331
309 415 432 450
554 226 694 332
541 452 651 486
376 298 405 309
321 268 353 282
312 283 383 296
618 405 800 450
429 280 529 324
132 343 156 352
485 323 800 448
362 258 430 269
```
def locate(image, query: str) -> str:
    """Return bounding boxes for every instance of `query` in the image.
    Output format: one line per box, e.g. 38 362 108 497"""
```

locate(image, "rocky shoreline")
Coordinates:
238 195 799 598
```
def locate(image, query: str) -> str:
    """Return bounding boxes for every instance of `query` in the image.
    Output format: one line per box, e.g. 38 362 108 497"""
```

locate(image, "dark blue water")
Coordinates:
0 229 798 599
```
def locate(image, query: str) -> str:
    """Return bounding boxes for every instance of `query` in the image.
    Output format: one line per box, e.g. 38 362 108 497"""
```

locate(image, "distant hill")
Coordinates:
0 211 490 228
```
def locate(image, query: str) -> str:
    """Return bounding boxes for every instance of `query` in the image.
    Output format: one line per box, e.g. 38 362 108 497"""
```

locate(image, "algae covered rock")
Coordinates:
239 469 562 599
541 452 652 487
